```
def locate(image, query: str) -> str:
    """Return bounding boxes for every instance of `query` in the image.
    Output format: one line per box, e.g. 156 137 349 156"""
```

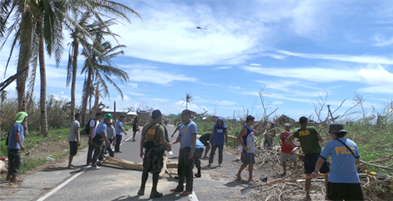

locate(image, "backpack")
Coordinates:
85 119 97 135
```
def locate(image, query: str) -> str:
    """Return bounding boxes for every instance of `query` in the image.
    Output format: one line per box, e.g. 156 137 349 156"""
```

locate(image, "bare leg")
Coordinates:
305 177 311 201
133 131 136 141
282 162 286 174
248 163 255 181
203 145 210 158
68 155 74 168
236 163 248 180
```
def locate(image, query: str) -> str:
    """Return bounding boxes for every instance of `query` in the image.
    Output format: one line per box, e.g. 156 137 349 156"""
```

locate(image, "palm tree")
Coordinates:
81 31 129 123
183 93 193 109
1 0 140 135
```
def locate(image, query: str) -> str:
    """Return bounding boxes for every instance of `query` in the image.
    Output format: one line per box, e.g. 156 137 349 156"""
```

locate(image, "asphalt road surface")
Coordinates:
3 124 253 201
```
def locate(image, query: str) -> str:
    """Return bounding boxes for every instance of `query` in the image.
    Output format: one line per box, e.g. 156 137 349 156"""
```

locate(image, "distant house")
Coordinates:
100 108 137 121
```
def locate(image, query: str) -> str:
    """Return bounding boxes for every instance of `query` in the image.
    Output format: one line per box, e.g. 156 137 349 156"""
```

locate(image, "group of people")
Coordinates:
5 109 364 200
234 115 363 201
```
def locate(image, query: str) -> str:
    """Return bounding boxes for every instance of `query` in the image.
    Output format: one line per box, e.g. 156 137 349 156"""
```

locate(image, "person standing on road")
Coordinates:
105 120 115 157
5 112 28 182
208 118 228 167
312 123 364 201
236 115 264 182
279 123 297 176
68 113 81 169
86 113 102 166
132 116 139 141
170 109 197 196
193 139 204 178
138 110 171 199
285 116 329 201
199 133 211 159
90 113 112 169
115 115 127 152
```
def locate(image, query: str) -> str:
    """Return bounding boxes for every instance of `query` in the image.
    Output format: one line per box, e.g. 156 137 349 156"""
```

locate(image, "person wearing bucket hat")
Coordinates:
90 113 112 169
312 123 364 200
6 112 28 182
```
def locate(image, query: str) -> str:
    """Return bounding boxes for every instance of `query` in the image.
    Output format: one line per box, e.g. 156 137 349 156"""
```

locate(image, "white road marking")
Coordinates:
37 131 133 201
189 190 199 201
36 169 86 201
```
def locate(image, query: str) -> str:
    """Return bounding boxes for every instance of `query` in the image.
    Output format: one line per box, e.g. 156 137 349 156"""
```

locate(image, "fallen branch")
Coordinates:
360 160 393 172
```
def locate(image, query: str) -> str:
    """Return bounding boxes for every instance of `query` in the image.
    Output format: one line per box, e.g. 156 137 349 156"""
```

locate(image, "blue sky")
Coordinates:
1 0 393 121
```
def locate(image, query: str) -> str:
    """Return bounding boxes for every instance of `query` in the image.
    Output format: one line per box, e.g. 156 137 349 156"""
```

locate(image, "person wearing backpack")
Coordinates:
5 112 28 182
86 113 102 166
137 110 171 198
312 123 364 201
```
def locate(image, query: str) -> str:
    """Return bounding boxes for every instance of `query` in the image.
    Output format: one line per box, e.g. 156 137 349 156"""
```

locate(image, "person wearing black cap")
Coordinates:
138 110 171 199
312 123 363 201
170 109 197 196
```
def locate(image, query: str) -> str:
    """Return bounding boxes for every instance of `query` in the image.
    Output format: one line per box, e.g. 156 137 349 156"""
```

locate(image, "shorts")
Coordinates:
241 152 255 164
200 139 209 147
69 141 78 156
304 153 329 174
7 149 21 176
280 152 297 163
328 182 364 201
143 147 164 173
133 127 138 132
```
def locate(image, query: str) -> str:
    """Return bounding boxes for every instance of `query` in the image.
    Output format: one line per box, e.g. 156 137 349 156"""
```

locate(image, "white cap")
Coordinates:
284 123 291 127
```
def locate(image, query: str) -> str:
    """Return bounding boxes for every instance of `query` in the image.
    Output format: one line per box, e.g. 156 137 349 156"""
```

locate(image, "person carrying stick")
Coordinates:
236 115 265 182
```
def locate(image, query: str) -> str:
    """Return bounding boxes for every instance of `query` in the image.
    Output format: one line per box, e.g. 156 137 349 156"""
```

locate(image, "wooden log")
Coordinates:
103 156 178 171
159 156 168 179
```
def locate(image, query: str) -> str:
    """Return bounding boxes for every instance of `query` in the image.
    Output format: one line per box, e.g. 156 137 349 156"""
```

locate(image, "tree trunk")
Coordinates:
16 11 34 137
38 21 48 137
81 68 92 126
70 41 79 122
92 81 100 116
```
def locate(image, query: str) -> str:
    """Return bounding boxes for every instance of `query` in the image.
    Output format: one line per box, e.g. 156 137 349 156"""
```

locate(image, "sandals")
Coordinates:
170 188 183 192
235 173 242 181
10 178 23 182
248 177 259 182
67 165 75 169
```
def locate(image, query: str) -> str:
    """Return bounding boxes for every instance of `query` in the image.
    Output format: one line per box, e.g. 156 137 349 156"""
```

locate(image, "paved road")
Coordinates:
3 124 253 201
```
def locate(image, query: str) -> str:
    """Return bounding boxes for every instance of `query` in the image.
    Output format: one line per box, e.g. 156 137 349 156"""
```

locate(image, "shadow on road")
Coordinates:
223 179 248 188
112 192 185 201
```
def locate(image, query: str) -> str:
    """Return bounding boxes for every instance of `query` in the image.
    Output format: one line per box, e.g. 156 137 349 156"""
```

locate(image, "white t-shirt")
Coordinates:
90 119 100 138
69 120 80 142
107 125 115 139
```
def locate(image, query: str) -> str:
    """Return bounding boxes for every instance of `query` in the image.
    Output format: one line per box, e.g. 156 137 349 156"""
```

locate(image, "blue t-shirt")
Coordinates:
212 127 226 145
95 122 108 141
179 121 197 149
7 123 24 150
115 120 124 135
195 139 204 149
320 138 360 183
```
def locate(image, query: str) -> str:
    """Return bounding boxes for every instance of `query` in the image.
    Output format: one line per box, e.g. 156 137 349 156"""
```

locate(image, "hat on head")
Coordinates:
15 112 28 123
284 123 291 127
329 123 347 134
152 110 162 119
104 113 112 120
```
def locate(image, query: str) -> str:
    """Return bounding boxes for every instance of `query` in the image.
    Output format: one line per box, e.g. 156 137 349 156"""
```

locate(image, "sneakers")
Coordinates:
91 166 101 170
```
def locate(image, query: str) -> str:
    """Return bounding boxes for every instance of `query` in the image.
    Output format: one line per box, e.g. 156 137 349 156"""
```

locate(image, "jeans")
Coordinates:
91 141 103 167
106 139 114 157
194 148 204 175
86 143 95 165
209 144 224 164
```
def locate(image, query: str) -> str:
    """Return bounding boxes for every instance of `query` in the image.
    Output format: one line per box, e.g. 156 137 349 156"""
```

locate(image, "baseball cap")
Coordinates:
152 110 162 119
329 123 347 134
284 123 291 127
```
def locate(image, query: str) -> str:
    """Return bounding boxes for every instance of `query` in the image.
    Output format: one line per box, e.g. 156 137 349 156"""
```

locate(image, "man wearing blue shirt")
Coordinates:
115 115 127 153
91 113 112 169
312 123 363 201
6 112 28 182
170 109 197 196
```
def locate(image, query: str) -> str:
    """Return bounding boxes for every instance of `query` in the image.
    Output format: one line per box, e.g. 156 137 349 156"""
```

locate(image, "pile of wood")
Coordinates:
102 155 178 179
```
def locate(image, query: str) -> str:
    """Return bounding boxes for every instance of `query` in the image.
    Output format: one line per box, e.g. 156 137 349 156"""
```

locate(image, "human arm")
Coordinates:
225 129 228 145
237 127 248 151
75 126 80 146
209 130 215 146
140 135 145 158
89 120 94 143
189 133 196 160
101 132 110 146
170 135 181 145
120 126 127 135
285 134 295 144
311 157 326 178
171 127 179 137
13 131 25 151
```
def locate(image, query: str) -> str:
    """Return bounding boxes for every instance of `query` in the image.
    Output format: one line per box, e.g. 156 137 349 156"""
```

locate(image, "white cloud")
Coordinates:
373 34 393 47
357 66 393 85
277 50 393 64
358 85 393 95
214 66 232 70
109 2 269 66
272 101 284 105
127 83 138 89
